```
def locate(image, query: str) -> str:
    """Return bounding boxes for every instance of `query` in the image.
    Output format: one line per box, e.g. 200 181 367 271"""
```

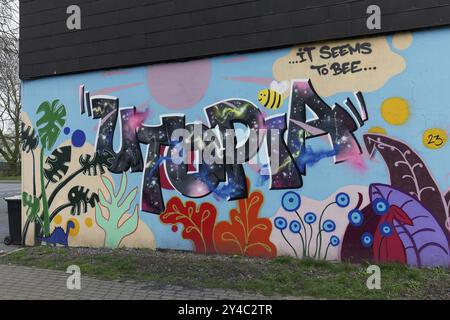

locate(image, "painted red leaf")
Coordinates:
160 197 217 254
214 180 276 258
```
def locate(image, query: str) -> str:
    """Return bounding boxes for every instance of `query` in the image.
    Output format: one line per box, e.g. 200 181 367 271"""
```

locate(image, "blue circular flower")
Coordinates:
348 209 364 227
330 235 340 247
372 198 389 215
281 192 301 212
304 212 317 224
289 220 301 233
336 192 350 208
361 232 373 247
274 217 288 231
380 222 393 237
322 219 336 232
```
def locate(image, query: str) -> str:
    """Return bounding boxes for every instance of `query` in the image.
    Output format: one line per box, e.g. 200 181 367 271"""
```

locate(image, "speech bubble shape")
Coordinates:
273 36 406 97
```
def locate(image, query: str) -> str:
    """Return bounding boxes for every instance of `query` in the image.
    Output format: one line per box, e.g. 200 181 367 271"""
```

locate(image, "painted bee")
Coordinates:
257 80 290 110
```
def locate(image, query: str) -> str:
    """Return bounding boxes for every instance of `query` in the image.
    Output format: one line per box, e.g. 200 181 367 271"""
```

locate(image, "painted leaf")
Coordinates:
445 190 450 213
44 146 72 183
370 184 450 267
20 122 39 153
67 186 99 215
36 100 66 150
445 190 450 234
95 173 139 248
373 206 412 264
214 181 276 258
341 204 380 263
22 192 42 227
160 197 217 254
79 150 114 176
364 134 448 234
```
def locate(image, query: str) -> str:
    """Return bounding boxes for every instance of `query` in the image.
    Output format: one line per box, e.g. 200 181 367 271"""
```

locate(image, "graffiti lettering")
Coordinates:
81 80 367 214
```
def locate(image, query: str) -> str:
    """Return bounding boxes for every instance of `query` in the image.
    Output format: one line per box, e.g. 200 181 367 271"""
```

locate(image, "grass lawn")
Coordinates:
0 176 20 181
1 246 449 299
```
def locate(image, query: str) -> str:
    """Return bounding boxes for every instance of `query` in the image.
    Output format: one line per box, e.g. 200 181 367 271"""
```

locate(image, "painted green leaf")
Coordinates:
95 173 139 248
36 100 67 150
22 191 43 227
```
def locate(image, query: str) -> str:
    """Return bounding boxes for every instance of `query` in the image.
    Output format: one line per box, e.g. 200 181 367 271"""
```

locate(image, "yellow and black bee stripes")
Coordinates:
258 89 283 109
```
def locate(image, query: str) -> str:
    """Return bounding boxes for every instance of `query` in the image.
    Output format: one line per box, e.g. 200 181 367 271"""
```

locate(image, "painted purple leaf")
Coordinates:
445 190 450 235
341 203 379 263
370 184 450 267
445 190 450 218
364 134 448 234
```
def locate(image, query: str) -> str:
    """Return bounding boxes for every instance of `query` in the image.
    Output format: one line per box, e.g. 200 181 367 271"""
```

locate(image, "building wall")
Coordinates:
21 27 450 267
20 0 450 79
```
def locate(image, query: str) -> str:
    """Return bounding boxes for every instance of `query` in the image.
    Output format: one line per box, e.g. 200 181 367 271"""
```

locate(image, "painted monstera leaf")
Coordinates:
44 146 72 183
370 184 450 267
79 150 114 176
36 100 67 150
364 134 448 232
20 122 39 153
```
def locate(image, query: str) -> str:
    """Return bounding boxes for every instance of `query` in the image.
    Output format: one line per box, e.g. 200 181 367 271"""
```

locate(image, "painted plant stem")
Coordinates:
323 243 331 260
31 150 36 196
281 230 298 258
40 148 50 237
22 151 38 244
297 232 306 258
295 211 308 255
308 224 313 257
49 203 72 222
47 167 84 208
314 202 336 259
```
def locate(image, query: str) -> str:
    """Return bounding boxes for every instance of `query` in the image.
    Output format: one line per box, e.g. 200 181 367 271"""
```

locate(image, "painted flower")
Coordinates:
281 191 301 212
336 192 350 208
372 198 389 215
361 232 373 247
380 222 393 237
348 209 364 227
322 219 336 232
274 217 288 231
289 220 301 233
304 212 317 224
330 235 340 247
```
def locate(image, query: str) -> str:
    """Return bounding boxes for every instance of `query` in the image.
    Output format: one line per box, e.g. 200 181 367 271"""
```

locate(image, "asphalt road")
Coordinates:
0 182 21 254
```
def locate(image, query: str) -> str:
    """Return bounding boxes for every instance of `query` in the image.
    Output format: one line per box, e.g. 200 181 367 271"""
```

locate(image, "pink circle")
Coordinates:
147 59 211 109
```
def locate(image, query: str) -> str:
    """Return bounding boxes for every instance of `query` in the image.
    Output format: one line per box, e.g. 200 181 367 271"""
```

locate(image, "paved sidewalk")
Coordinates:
0 264 299 300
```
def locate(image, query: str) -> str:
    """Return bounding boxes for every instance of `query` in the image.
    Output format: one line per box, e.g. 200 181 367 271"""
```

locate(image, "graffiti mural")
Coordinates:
21 30 450 267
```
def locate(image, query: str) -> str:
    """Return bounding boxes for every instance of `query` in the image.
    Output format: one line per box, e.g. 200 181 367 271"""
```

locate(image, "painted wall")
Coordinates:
21 28 450 267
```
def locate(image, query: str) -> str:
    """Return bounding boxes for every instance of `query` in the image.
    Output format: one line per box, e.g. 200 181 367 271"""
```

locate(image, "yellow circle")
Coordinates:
423 128 447 150
368 126 387 135
54 215 62 225
68 218 80 237
392 32 413 50
85 217 93 228
381 97 410 126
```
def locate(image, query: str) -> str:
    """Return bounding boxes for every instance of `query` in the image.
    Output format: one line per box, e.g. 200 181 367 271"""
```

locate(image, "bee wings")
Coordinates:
270 80 290 94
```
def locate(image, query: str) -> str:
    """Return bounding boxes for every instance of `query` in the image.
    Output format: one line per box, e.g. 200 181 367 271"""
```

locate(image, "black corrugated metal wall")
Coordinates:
20 0 450 79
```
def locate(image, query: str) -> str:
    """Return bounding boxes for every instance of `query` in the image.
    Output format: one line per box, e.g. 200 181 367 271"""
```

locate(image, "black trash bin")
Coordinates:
4 196 22 245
